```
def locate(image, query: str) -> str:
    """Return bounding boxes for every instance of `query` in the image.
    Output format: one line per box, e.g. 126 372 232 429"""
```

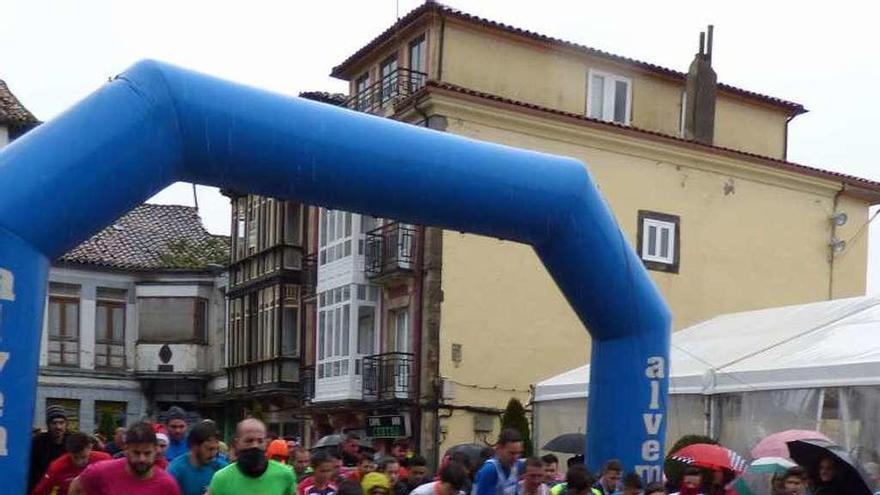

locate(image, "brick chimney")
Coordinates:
683 26 717 145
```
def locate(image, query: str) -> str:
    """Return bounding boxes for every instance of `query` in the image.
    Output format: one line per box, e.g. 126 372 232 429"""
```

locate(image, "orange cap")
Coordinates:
267 439 289 459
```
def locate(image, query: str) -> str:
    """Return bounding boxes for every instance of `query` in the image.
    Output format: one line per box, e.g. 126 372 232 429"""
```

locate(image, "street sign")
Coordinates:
366 414 408 438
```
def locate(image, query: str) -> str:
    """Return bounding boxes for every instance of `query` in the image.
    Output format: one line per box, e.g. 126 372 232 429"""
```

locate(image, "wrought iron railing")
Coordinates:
344 68 428 114
227 356 300 392
365 223 417 279
362 352 415 401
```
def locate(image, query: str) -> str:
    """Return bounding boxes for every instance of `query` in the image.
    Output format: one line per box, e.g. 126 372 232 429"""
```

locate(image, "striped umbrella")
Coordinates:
670 443 748 474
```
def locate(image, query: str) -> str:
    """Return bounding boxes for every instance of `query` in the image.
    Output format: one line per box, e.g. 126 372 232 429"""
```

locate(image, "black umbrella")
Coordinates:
445 443 490 465
787 439 871 495
310 434 374 451
542 433 586 454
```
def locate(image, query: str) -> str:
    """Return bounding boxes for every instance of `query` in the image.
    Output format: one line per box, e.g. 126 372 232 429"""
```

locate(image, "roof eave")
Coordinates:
408 82 880 202
330 3 806 114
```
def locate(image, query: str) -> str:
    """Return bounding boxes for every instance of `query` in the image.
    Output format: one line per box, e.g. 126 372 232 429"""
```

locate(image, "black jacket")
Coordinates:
28 432 68 492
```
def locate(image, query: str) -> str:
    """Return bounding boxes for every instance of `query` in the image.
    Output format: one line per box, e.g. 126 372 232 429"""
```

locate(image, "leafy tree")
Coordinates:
98 411 117 440
500 398 532 457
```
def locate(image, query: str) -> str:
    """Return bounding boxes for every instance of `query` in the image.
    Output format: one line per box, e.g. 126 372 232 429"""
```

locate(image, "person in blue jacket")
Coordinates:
473 429 526 495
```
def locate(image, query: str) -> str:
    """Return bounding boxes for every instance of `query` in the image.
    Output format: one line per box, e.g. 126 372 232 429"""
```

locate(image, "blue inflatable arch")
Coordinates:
0 61 670 489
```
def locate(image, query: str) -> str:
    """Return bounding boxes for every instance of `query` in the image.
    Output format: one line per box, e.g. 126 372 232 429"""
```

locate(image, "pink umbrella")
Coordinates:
751 430 831 459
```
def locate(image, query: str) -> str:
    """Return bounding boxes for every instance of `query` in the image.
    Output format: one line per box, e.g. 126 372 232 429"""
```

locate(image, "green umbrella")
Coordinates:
732 457 796 495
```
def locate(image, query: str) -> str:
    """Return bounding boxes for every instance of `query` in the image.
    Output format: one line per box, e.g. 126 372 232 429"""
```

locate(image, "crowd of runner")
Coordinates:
26 405 856 495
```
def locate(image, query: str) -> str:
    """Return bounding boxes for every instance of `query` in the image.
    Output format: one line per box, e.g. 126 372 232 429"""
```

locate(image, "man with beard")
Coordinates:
28 405 71 492
68 422 180 495
168 421 228 495
32 432 112 495
164 406 190 462
208 418 296 495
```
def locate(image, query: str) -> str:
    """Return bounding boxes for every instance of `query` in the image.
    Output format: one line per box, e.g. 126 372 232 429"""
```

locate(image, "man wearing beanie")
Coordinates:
164 406 190 462
28 405 71 492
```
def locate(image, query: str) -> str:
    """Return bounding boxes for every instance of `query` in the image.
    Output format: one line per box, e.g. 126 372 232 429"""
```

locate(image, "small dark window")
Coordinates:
637 210 680 273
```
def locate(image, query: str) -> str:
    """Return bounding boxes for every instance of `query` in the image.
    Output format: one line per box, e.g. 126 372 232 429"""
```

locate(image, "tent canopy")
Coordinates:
535 295 880 402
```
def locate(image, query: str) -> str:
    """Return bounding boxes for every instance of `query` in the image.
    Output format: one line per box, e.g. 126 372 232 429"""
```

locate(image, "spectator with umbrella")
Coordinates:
781 466 809 495
787 439 872 495
670 467 704 495
668 443 745 495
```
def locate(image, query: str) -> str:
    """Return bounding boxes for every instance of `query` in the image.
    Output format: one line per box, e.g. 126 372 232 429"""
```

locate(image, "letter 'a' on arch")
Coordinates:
0 60 670 491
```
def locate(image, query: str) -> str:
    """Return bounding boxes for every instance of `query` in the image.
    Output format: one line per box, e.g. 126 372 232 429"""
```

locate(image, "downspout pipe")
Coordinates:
0 60 670 488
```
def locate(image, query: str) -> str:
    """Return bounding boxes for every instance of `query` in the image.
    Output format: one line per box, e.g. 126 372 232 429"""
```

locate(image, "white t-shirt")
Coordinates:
411 482 440 495
412 481 467 495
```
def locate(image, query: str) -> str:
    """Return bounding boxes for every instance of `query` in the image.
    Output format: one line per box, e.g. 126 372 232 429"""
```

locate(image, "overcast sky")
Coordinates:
2 0 878 291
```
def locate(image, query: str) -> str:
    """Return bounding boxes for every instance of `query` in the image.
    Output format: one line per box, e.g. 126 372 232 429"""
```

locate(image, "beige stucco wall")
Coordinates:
441 22 789 159
425 95 868 448
715 94 788 159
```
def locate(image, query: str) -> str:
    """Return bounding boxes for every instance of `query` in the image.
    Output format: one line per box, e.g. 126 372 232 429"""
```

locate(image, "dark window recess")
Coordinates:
637 210 681 274
138 297 209 343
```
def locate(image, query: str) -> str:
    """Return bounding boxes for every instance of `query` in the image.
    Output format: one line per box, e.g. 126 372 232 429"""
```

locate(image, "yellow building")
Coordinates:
308 2 880 462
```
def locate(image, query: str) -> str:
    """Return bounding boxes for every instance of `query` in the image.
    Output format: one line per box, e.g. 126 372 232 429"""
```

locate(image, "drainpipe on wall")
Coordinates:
783 114 796 161
828 187 844 300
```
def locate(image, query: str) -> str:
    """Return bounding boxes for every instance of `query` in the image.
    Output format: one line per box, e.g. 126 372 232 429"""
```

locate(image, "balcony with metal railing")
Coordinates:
226 356 301 396
362 352 415 401
365 222 417 281
343 68 427 115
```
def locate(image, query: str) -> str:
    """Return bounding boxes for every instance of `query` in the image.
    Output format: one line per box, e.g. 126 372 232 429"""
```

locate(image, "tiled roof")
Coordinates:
58 204 229 272
412 80 880 195
298 91 347 106
331 2 806 115
0 78 39 126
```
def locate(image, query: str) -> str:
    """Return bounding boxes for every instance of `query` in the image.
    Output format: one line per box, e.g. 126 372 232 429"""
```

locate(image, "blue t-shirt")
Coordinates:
166 437 189 462
168 453 228 495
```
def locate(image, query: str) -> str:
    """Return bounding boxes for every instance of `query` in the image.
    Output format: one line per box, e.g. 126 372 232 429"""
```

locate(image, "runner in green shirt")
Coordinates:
208 418 296 495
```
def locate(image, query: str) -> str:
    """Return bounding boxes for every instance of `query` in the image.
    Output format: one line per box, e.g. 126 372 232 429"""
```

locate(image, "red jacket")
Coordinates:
32 451 112 495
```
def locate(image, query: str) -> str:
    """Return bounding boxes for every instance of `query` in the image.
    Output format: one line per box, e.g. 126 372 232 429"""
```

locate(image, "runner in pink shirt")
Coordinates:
68 422 180 495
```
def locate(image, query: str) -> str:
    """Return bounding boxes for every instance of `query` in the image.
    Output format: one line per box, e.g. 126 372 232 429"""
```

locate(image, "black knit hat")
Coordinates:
165 405 187 423
46 405 68 424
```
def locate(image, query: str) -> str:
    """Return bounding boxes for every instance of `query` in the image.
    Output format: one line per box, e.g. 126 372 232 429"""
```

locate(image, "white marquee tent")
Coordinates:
533 295 880 459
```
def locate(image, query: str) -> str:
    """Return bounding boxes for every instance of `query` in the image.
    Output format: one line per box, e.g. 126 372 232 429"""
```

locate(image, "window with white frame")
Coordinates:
390 308 410 354
355 284 380 374
317 284 379 380
638 211 680 272
587 70 632 125
319 209 353 266
317 285 351 380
